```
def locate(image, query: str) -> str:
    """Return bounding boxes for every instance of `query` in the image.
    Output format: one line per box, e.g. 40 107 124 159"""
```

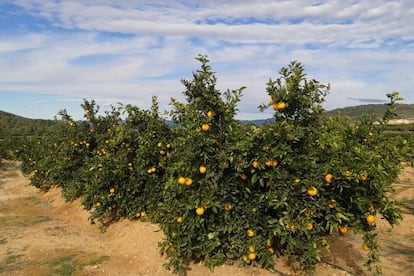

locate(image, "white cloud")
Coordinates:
0 0 413 120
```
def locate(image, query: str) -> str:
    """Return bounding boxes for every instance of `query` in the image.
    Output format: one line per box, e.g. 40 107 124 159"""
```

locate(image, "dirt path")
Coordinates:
0 161 413 276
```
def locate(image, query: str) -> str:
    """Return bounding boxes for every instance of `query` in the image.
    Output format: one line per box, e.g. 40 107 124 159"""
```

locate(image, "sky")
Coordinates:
0 0 413 121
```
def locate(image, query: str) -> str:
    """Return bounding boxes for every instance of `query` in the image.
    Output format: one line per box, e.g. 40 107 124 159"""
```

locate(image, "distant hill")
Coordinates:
326 103 414 120
1 103 413 138
0 110 57 139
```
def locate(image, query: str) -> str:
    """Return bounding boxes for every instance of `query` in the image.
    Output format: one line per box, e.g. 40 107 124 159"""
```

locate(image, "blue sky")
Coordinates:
0 0 413 120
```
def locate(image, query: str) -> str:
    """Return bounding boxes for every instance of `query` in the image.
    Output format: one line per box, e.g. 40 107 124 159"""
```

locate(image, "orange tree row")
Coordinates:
16 55 412 275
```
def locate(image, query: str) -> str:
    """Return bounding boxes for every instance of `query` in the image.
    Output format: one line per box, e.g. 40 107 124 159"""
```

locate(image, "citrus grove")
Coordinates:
14 55 413 275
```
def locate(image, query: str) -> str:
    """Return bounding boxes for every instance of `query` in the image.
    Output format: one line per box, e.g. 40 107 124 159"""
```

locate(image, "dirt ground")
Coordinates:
0 161 413 276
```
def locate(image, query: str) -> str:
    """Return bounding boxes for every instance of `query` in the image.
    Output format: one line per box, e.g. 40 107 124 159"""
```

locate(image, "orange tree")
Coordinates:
157 57 406 274
15 111 92 199
14 55 410 275
158 55 252 273
255 64 405 273
80 97 173 228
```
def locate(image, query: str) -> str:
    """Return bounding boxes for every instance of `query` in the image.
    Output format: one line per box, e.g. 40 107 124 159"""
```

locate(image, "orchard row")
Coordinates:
16 56 412 275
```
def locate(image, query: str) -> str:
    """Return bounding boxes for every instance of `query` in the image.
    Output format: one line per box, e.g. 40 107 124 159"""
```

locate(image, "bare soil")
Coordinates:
0 161 413 276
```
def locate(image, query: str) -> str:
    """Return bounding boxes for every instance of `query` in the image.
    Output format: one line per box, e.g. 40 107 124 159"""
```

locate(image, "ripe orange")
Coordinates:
201 124 210 132
338 225 348 236
248 246 255 253
185 178 193 186
306 223 313 231
224 204 233 211
140 211 146 217
109 188 115 194
178 177 186 185
324 173 333 184
176 217 184 224
265 160 272 167
252 161 259 169
199 166 207 174
95 202 101 207
248 252 256 261
247 229 255 238
160 150 166 156
272 102 286 111
242 255 250 264
157 142 162 148
360 175 367 182
366 214 376 225
272 160 279 167
207 111 213 119
195 207 205 216
307 186 318 196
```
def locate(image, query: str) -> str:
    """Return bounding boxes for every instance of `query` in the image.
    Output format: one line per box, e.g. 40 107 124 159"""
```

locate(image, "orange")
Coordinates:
242 255 250 264
362 244 370 251
272 102 286 111
109 188 115 194
224 204 233 211
252 161 259 169
178 177 186 185
268 247 275 254
248 252 256 261
176 217 184 224
338 225 348 236
185 178 193 186
306 223 313 231
294 178 301 184
366 214 376 225
157 142 162 148
324 173 333 184
160 150 166 156
265 160 272 167
272 160 279 167
140 211 146 217
195 207 205 216
199 166 207 174
95 202 101 207
207 111 213 119
360 175 367 182
201 124 210 132
247 229 255 238
307 186 318 196
248 246 255 253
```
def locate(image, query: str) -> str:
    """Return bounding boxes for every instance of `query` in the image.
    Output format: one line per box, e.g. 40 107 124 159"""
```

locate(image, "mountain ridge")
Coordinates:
1 103 414 138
